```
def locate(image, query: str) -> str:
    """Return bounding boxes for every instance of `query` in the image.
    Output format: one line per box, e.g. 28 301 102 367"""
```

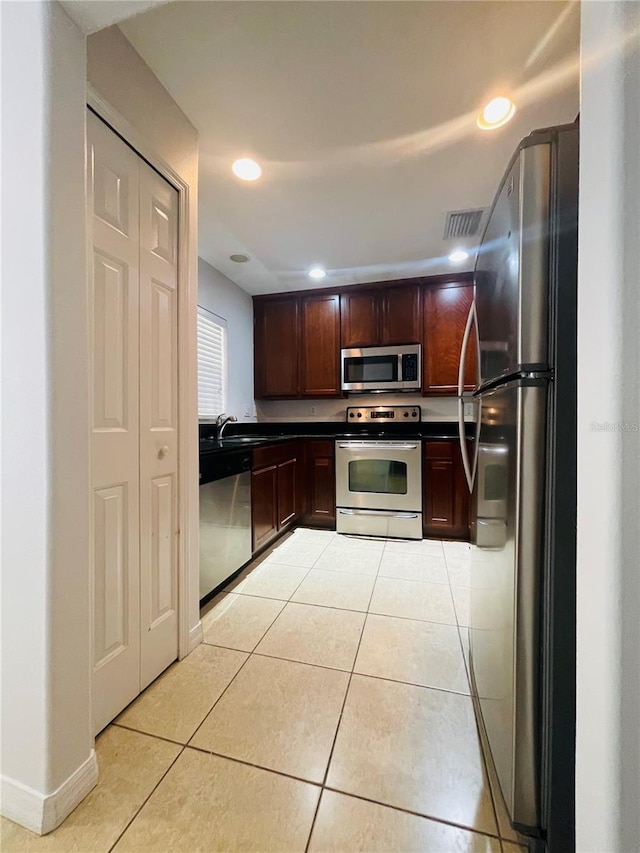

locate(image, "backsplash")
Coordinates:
256 394 459 423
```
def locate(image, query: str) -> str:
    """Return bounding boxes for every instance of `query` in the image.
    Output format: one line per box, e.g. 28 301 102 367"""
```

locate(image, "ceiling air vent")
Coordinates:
443 208 485 240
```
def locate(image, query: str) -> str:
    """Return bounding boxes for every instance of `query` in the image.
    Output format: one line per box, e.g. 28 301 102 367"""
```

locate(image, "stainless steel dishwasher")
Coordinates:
199 448 252 603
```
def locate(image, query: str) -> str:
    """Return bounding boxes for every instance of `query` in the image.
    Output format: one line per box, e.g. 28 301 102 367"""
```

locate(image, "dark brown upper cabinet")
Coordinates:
380 283 421 345
340 290 379 348
300 294 340 396
253 297 300 398
341 283 421 348
254 274 475 400
422 280 477 395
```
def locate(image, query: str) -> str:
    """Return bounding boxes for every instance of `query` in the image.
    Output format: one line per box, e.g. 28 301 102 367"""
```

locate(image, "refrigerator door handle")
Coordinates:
457 299 479 396
458 397 481 493
458 300 480 493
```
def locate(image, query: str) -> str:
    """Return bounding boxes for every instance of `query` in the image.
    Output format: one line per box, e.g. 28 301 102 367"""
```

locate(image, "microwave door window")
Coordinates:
349 459 408 495
345 356 398 384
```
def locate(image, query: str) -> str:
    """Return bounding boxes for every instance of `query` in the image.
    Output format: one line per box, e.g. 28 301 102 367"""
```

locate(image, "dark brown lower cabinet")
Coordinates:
277 457 297 527
423 440 470 540
302 440 336 528
251 465 278 551
251 442 302 552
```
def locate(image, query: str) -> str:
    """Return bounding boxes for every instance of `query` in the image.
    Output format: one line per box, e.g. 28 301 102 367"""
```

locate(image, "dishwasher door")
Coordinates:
199 471 252 600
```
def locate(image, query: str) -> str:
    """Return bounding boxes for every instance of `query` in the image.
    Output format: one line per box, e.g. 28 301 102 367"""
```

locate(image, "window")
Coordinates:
197 307 227 419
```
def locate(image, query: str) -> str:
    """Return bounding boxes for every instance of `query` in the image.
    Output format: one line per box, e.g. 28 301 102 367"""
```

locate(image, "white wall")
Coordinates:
1 0 95 832
198 258 256 423
576 4 640 851
257 394 458 423
87 25 202 654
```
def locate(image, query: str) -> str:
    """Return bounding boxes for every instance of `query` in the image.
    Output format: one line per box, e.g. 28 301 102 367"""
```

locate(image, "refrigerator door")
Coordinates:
475 143 551 387
469 378 547 834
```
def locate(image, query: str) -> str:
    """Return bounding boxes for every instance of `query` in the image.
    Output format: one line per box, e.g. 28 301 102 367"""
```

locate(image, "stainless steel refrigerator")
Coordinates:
457 124 578 851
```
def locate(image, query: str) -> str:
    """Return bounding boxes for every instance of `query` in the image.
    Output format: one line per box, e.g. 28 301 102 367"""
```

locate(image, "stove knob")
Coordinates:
404 412 408 418
412 411 417 417
357 412 362 418
349 412 355 418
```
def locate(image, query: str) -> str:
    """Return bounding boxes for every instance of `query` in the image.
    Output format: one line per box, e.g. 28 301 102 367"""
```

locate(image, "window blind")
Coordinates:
197 307 227 419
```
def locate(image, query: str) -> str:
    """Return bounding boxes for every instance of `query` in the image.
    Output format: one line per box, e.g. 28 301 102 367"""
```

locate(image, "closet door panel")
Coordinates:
88 112 141 734
138 162 179 690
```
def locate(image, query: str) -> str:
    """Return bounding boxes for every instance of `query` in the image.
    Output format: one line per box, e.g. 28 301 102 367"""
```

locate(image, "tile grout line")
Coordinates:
443 544 473 694
184 743 324 789
470 696 503 843
106 743 186 853
322 785 505 843
110 721 188 748
112 538 330 853
197 535 504 850
303 544 384 853
443 543 503 843
185 645 256 746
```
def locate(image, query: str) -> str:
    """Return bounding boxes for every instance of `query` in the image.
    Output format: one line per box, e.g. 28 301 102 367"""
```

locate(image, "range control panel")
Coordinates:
346 405 421 423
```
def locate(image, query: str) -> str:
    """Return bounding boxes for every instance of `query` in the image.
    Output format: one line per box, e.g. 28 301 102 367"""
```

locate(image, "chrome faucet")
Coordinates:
215 413 237 438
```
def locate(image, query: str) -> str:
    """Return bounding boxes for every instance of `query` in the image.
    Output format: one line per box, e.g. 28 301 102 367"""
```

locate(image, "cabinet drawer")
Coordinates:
307 439 334 458
424 440 455 460
252 440 300 470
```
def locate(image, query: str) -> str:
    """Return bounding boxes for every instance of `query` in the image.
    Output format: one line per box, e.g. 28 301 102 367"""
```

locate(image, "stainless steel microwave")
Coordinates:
340 344 421 392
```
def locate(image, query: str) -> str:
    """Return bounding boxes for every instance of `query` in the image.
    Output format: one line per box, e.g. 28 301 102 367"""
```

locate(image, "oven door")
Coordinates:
335 440 422 512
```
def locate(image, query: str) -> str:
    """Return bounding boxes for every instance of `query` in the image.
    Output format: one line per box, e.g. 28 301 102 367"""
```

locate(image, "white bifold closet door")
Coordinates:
88 112 179 734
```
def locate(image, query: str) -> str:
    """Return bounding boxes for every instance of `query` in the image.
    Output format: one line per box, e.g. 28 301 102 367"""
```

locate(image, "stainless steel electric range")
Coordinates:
335 405 422 539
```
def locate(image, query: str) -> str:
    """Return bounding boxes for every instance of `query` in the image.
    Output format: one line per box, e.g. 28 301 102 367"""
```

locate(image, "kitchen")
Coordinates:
1 1 636 852
126 2 578 849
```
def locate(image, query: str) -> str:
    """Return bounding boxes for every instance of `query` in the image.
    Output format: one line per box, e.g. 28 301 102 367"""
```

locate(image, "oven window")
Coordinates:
344 356 397 384
348 460 408 494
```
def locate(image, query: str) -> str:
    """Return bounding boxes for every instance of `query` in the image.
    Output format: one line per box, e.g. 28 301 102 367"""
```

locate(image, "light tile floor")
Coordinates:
1 529 528 853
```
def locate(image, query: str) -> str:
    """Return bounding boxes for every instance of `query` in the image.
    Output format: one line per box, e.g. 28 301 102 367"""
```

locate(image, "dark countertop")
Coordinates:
199 421 473 456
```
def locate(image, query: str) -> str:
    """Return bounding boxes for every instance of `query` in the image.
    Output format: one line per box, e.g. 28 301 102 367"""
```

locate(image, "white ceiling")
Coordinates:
61 0 172 35
120 1 580 295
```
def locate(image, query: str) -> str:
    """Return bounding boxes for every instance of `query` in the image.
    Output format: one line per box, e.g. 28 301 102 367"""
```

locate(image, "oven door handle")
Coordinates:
338 509 420 519
336 442 419 451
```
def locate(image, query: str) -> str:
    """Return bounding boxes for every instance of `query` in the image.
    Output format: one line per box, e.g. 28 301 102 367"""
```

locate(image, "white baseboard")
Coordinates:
186 620 203 656
1 749 98 835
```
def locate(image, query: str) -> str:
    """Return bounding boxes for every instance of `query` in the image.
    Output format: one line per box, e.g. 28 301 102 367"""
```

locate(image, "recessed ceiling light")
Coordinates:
308 267 326 280
230 253 250 263
231 158 262 181
477 97 516 131
448 250 469 264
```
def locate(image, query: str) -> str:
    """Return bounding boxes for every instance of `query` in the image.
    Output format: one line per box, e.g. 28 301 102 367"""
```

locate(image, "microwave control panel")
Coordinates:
401 353 419 382
346 405 421 423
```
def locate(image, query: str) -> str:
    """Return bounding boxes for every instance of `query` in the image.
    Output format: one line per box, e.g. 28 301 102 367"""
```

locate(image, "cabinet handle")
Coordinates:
158 445 170 459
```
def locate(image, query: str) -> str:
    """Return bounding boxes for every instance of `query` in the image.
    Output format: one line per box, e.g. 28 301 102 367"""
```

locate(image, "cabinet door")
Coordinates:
423 441 470 540
304 440 336 527
423 282 477 395
277 457 297 528
381 284 421 345
300 294 341 396
254 298 299 398
340 290 379 348
251 465 278 550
